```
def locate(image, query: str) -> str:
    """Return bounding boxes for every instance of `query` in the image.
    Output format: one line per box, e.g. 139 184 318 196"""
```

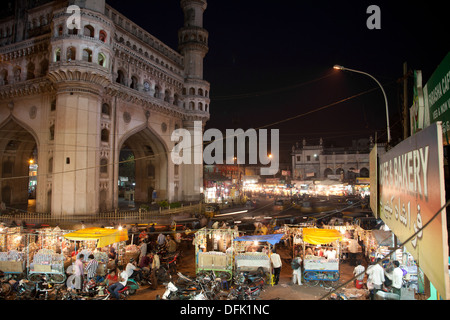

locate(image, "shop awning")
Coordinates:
371 230 395 247
302 228 342 245
233 233 284 245
63 227 128 248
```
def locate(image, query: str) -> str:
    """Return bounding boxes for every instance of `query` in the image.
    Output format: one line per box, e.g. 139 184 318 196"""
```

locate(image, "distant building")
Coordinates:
291 137 386 182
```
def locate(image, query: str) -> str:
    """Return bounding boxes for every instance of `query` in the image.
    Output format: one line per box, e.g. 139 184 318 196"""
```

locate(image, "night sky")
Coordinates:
107 0 449 163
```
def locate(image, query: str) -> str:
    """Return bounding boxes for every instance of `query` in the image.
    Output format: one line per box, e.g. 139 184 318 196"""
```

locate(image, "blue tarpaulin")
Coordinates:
233 233 284 245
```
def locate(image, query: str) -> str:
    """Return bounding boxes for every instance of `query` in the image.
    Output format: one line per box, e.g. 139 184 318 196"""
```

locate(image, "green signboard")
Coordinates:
424 52 450 145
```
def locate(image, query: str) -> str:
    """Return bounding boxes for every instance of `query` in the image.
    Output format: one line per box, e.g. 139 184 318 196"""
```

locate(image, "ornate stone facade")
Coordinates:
0 0 209 216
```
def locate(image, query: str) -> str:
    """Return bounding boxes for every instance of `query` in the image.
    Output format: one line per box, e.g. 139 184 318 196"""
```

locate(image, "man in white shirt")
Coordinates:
391 260 403 298
108 266 128 300
270 249 282 285
366 258 385 299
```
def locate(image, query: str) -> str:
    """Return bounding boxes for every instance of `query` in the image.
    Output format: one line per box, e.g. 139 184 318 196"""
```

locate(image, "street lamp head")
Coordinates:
333 65 344 70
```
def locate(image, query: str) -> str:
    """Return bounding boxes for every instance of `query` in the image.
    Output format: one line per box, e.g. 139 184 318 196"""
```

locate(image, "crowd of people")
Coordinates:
353 258 405 299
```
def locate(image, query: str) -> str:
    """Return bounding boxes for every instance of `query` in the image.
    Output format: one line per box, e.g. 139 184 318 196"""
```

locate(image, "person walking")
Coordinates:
270 248 282 285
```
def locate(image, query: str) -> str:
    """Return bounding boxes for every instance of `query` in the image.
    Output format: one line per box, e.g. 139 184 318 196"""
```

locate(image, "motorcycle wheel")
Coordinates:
0 282 12 297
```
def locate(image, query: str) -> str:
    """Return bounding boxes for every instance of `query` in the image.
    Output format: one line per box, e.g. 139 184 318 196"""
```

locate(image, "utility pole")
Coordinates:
403 62 409 139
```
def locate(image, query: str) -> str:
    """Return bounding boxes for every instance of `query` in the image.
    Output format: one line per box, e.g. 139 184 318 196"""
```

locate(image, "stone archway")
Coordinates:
0 118 38 210
118 126 168 205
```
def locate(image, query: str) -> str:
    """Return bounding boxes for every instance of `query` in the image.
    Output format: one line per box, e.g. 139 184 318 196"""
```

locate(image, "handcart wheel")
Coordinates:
49 273 66 284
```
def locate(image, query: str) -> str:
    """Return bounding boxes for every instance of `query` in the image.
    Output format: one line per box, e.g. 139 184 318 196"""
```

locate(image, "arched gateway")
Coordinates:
0 0 210 216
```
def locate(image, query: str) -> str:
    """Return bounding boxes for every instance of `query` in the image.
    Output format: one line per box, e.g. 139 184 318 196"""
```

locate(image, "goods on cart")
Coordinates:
0 250 25 273
30 248 64 274
198 251 229 270
235 252 271 273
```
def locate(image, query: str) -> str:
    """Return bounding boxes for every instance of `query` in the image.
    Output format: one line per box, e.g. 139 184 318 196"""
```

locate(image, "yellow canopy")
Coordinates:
64 227 128 248
302 228 342 245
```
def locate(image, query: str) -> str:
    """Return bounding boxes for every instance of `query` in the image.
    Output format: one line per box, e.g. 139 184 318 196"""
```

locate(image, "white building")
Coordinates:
291 137 386 181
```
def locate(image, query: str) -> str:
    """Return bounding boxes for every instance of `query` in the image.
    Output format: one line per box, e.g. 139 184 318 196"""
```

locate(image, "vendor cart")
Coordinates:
0 227 27 277
194 228 238 280
27 228 71 283
233 233 284 283
301 228 342 287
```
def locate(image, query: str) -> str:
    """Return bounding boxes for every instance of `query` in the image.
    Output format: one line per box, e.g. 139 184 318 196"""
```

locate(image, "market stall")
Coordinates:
233 233 284 282
301 228 342 287
63 227 128 278
0 226 26 275
194 228 238 280
27 227 71 283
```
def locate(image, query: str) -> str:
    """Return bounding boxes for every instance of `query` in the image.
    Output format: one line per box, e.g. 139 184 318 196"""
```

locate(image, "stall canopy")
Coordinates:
371 230 396 247
64 227 128 248
303 228 342 245
234 234 284 245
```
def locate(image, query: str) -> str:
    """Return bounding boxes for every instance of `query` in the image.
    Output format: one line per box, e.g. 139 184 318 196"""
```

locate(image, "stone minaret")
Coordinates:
178 0 210 201
47 0 114 216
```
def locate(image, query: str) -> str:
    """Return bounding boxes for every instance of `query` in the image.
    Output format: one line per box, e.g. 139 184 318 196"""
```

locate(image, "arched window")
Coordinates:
101 129 109 143
98 52 106 67
100 158 108 173
83 25 94 37
99 30 107 42
130 76 138 90
82 48 92 62
324 168 333 178
198 88 203 96
198 102 203 111
164 90 170 102
154 85 160 98
48 157 53 174
173 94 179 106
67 47 76 61
101 103 110 116
189 87 195 95
68 27 78 35
116 70 125 85
189 101 195 110
55 48 61 62
0 69 8 85
49 125 55 141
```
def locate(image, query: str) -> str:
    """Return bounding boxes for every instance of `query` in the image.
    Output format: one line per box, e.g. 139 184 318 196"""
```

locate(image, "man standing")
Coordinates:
391 260 403 299
366 258 385 299
291 255 302 286
85 254 99 282
270 248 282 285
74 254 85 292
353 260 366 289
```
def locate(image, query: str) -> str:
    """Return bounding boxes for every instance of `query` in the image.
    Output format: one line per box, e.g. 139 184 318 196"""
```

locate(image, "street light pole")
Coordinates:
333 65 391 145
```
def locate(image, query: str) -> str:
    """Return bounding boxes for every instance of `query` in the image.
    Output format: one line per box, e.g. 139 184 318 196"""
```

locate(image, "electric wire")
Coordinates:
0 77 395 183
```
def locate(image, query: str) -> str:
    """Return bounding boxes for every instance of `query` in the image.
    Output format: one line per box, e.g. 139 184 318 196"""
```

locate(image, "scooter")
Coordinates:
156 276 206 300
102 278 140 300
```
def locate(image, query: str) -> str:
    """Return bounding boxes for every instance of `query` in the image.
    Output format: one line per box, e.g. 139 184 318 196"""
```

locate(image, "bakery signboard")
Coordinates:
378 122 449 300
